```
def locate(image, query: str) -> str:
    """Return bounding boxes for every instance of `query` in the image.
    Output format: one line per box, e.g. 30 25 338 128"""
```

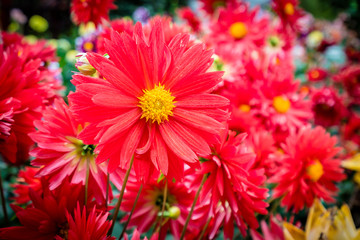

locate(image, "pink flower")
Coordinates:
206 2 269 62
29 99 110 203
272 0 305 33
257 75 313 143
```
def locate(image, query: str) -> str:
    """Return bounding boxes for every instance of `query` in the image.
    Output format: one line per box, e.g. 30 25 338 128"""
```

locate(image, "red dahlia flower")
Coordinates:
263 22 294 61
0 32 63 165
193 129 268 238
66 204 115 240
11 166 42 205
206 2 269 62
71 0 117 26
333 64 360 103
121 176 194 239
307 68 327 82
272 0 305 33
311 87 348 128
0 182 87 240
69 21 229 181
0 98 20 140
245 129 276 176
220 80 262 133
0 45 43 165
270 126 345 212
343 114 360 146
29 99 110 203
257 75 312 143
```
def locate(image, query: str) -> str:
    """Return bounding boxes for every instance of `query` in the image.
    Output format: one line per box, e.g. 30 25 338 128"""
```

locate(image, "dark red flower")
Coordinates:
307 68 327 82
311 87 348 128
0 182 88 240
343 114 360 146
333 64 360 103
71 0 117 26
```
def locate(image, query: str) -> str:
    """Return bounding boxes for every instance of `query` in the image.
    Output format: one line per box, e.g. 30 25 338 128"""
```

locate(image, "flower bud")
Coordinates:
75 53 96 75
168 206 181 219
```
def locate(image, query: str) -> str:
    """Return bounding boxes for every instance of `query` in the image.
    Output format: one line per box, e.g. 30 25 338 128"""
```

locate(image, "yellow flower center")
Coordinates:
229 22 248 39
310 70 320 79
83 42 94 52
239 104 251 112
284 3 295 15
138 84 176 124
273 96 291 113
306 160 324 182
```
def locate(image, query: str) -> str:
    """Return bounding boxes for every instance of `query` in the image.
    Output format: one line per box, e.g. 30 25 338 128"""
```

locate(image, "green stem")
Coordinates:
84 159 90 206
0 172 8 224
106 172 110 210
118 183 143 240
158 179 168 233
108 155 134 235
180 173 208 240
199 216 211 240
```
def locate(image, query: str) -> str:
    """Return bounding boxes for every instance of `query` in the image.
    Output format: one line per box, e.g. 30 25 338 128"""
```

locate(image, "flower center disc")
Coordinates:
284 3 295 15
306 160 324 182
310 70 320 79
229 22 248 39
268 36 281 47
138 84 176 124
83 42 94 51
273 96 291 113
239 104 251 112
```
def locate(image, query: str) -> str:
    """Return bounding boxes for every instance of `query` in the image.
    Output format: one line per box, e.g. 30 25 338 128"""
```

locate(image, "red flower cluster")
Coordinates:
0 32 63 165
0 0 356 239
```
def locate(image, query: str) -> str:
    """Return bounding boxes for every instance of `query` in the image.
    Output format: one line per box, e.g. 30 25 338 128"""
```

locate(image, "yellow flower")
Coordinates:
342 153 360 185
284 199 360 240
29 15 48 33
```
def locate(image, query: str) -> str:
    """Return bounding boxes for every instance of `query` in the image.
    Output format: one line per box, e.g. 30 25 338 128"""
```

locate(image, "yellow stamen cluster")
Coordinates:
284 3 295 15
229 22 248 39
239 104 251 113
83 42 94 52
138 84 176 124
306 160 324 182
273 96 291 113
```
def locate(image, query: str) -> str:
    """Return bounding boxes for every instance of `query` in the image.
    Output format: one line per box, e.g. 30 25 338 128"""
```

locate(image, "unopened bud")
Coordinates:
168 206 181 219
75 53 96 75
